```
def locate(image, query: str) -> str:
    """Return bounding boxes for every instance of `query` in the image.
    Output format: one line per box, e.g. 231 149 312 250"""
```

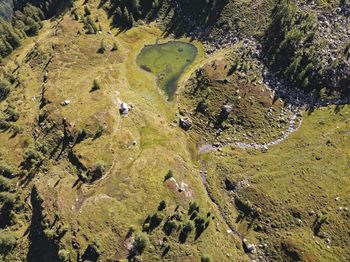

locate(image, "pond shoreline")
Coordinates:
136 40 198 100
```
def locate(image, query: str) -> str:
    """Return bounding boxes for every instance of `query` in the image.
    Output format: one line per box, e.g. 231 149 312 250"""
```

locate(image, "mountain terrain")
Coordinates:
0 0 349 261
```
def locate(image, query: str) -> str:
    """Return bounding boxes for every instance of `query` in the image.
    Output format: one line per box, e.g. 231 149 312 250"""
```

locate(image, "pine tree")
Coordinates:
98 40 106 53
84 6 91 16
111 42 118 51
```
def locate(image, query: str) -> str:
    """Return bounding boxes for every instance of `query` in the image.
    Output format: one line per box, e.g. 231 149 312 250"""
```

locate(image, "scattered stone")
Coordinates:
221 104 233 117
179 117 192 131
309 210 315 216
243 239 256 254
246 244 256 254
261 145 268 153
60 99 71 106
120 102 129 115
296 218 303 226
132 140 137 146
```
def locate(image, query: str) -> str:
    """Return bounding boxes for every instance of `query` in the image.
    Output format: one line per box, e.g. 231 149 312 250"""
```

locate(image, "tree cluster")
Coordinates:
264 0 319 90
0 0 71 60
101 0 161 29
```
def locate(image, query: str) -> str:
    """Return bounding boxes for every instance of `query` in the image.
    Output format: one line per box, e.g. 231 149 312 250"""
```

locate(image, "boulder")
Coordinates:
261 145 268 153
179 117 192 131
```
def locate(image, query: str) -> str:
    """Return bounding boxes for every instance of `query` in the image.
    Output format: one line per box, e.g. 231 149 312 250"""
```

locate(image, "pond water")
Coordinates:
136 41 198 100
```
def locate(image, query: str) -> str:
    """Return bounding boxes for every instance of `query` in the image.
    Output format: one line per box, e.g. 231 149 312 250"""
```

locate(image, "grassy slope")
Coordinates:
0 0 349 261
0 0 246 261
203 105 350 261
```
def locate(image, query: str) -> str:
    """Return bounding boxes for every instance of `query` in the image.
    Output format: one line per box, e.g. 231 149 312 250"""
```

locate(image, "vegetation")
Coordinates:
0 0 348 261
91 79 101 92
0 232 16 256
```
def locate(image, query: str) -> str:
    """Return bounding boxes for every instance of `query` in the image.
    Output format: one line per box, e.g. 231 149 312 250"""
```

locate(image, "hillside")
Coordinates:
0 0 349 262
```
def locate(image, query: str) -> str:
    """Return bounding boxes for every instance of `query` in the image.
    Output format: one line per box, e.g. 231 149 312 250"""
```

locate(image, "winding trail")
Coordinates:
198 109 303 155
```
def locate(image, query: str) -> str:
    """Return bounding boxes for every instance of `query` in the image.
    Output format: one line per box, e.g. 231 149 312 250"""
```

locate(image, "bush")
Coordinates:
0 165 12 178
58 249 70 262
144 212 163 232
188 202 199 215
126 226 136 238
43 228 56 241
91 79 101 92
163 219 177 235
98 40 106 53
0 80 10 101
5 108 19 122
0 176 12 192
0 232 16 255
164 170 173 181
82 242 100 262
84 16 97 34
201 256 212 262
112 42 118 51
86 163 105 183
0 192 16 227
134 232 149 254
0 120 11 131
179 221 193 243
158 200 166 211
84 6 91 16
22 148 44 170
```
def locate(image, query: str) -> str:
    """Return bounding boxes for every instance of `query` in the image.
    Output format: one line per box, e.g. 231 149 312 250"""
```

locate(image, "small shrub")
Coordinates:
0 120 11 131
164 170 173 181
84 16 97 34
43 228 56 241
188 202 199 215
149 212 163 231
0 165 12 178
22 148 44 170
134 232 149 254
112 42 118 51
0 80 10 101
0 232 16 255
98 40 106 53
158 200 166 211
179 221 193 243
84 6 91 16
91 79 101 92
5 108 20 122
82 242 100 262
163 219 177 235
71 9 79 20
0 192 16 227
58 249 70 262
0 176 12 191
86 163 105 183
93 124 104 139
126 226 136 238
201 256 212 262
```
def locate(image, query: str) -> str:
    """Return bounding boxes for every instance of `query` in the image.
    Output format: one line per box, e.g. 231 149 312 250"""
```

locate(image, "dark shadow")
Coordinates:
81 243 100 262
334 104 344 114
307 106 315 116
27 186 59 262
162 245 170 257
